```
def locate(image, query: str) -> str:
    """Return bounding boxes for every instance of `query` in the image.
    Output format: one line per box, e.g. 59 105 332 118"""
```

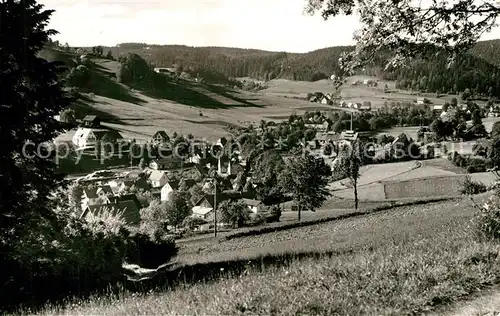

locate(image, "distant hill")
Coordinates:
76 39 500 97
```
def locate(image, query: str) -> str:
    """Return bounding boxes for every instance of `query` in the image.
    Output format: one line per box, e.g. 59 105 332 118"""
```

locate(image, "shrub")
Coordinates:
473 194 500 240
183 216 208 231
59 108 76 125
467 158 487 173
248 213 267 226
125 231 177 269
258 205 282 223
3 208 131 310
452 152 463 166
460 175 487 195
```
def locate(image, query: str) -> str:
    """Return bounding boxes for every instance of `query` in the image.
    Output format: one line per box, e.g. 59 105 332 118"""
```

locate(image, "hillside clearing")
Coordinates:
35 195 500 316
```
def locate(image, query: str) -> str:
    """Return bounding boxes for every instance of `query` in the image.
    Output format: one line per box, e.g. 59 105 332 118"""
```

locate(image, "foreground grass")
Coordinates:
34 196 500 315
38 230 500 315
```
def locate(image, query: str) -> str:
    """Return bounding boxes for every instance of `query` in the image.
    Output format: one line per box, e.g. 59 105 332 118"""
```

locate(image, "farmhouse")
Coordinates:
241 198 263 213
191 194 235 221
154 68 174 74
309 95 319 103
108 194 142 210
340 130 359 142
149 157 184 170
160 180 179 202
316 132 340 145
216 137 228 148
82 115 100 128
191 195 218 221
81 200 141 225
358 103 372 112
433 105 443 113
320 96 330 104
148 170 168 188
151 130 170 145
81 185 114 209
72 128 123 149
218 158 244 177
305 121 330 131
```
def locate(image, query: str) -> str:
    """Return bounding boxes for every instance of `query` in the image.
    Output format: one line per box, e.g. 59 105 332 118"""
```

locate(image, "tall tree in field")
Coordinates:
305 0 500 73
252 149 286 205
279 152 332 221
0 0 72 302
165 191 191 232
332 141 362 209
218 200 250 228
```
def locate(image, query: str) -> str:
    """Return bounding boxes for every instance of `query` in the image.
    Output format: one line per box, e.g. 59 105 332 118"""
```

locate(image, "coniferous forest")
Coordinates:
80 40 500 96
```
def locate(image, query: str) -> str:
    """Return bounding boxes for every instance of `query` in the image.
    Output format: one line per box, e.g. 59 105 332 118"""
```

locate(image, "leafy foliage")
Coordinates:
280 152 332 220
251 150 287 205
459 176 487 195
333 142 362 209
164 191 192 230
218 200 251 228
59 108 76 124
305 0 500 73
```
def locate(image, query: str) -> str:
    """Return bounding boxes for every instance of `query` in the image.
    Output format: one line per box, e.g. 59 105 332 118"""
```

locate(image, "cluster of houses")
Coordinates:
338 101 372 112
350 79 378 87
76 123 262 229
307 91 373 112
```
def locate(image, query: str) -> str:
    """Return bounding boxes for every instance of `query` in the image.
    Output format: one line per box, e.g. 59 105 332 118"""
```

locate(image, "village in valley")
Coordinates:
7 0 500 314
63 73 500 239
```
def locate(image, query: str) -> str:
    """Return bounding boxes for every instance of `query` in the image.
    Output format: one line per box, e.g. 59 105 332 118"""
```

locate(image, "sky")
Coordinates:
41 0 500 53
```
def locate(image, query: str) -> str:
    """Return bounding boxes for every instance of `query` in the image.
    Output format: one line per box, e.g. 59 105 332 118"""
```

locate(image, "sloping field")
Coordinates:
175 198 474 265
329 161 419 191
260 75 473 111
383 165 457 182
39 195 500 315
62 58 345 141
383 172 497 199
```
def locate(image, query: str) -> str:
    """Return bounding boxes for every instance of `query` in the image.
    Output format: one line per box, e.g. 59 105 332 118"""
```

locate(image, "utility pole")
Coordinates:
213 179 217 238
350 111 353 131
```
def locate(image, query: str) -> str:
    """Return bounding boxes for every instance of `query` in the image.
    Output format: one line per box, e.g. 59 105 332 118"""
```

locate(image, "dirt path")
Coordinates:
429 287 500 316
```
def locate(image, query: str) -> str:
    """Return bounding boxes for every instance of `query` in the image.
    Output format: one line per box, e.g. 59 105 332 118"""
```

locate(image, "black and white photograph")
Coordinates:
2 0 500 314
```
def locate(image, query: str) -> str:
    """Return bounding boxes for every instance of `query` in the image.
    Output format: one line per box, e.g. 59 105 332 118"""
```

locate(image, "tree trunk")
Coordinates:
354 178 359 210
297 205 301 221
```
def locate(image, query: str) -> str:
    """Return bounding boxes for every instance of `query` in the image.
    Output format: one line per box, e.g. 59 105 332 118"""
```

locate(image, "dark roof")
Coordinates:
179 179 197 189
166 180 179 190
340 130 359 141
97 185 113 195
83 187 98 199
217 137 228 146
83 115 98 122
241 198 263 207
92 130 123 141
194 193 232 208
83 185 113 199
82 201 140 225
153 156 183 165
109 194 142 210
153 130 169 140
149 170 166 181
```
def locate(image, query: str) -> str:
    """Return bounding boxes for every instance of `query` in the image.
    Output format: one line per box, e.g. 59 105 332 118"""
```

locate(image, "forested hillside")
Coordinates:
71 39 500 96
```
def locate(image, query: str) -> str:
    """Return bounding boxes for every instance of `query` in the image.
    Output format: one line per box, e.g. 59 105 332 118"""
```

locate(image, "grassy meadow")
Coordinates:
33 194 500 315
58 52 485 143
